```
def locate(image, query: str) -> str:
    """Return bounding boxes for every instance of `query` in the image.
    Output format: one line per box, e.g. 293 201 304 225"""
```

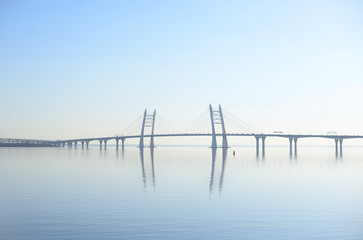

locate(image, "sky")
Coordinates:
1 0 363 142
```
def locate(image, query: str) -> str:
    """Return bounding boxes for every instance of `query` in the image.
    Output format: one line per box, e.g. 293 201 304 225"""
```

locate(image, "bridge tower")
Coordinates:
209 104 228 148
139 109 156 148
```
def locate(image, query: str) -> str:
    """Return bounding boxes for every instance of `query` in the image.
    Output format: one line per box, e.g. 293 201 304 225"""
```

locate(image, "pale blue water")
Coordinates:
1 146 363 239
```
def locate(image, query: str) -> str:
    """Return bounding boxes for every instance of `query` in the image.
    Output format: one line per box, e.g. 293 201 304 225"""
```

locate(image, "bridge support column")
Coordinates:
335 139 339 157
289 138 293 157
209 104 228 148
339 139 343 157
62 142 66 147
68 141 72 147
121 138 125 151
99 140 102 149
81 141 84 148
139 110 146 148
116 138 119 151
255 136 260 157
261 136 266 158
294 138 298 157
219 105 228 148
74 141 77 148
139 109 156 148
86 141 89 148
150 110 156 148
104 140 107 149
209 105 217 148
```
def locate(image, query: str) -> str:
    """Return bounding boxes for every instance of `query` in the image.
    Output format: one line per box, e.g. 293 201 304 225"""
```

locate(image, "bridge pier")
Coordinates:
339 139 343 157
139 109 156 148
62 142 66 147
116 138 119 151
104 140 107 149
255 136 260 157
139 110 145 148
335 139 339 157
81 141 84 148
86 141 89 148
74 141 78 148
150 136 154 149
99 139 102 149
210 105 217 148
261 136 266 158
294 138 298 157
150 110 156 148
67 141 72 147
289 138 293 157
121 138 125 151
219 105 228 148
209 104 228 148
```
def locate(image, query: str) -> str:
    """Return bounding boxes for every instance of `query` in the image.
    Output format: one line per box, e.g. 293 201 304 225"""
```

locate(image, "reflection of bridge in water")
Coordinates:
137 147 228 195
59 104 363 158
139 148 156 191
210 148 228 196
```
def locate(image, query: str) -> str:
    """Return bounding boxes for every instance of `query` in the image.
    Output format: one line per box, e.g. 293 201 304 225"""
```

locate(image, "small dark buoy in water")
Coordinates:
233 150 235 156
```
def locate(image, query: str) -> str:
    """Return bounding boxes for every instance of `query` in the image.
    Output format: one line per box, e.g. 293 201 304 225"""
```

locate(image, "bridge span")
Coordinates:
57 104 363 158
59 132 363 158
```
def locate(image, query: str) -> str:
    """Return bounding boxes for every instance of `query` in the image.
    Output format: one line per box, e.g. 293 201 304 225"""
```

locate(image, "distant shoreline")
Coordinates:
0 143 58 147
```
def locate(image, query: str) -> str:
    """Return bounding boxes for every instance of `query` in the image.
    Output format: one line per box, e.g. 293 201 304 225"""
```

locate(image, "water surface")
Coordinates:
1 146 363 239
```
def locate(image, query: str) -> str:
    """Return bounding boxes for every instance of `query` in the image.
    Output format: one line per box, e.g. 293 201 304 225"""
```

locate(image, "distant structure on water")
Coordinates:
0 138 60 147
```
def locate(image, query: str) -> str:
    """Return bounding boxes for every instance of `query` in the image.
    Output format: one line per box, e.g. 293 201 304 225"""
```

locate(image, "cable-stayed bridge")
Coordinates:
53 104 363 158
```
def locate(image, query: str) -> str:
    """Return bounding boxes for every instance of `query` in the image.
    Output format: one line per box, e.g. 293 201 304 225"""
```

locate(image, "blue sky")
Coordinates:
1 0 363 141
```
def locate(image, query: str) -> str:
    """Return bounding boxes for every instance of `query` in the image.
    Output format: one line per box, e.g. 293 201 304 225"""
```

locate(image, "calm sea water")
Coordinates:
1 146 363 240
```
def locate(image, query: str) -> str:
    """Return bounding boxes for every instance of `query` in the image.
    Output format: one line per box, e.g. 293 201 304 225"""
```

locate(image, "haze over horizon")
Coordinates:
1 0 363 140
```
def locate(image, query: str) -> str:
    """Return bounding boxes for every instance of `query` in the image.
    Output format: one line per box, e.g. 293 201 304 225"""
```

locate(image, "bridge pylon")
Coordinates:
209 104 228 148
139 109 156 148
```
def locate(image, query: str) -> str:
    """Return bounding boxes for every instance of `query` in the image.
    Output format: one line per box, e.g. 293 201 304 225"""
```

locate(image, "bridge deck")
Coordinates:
59 133 363 143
